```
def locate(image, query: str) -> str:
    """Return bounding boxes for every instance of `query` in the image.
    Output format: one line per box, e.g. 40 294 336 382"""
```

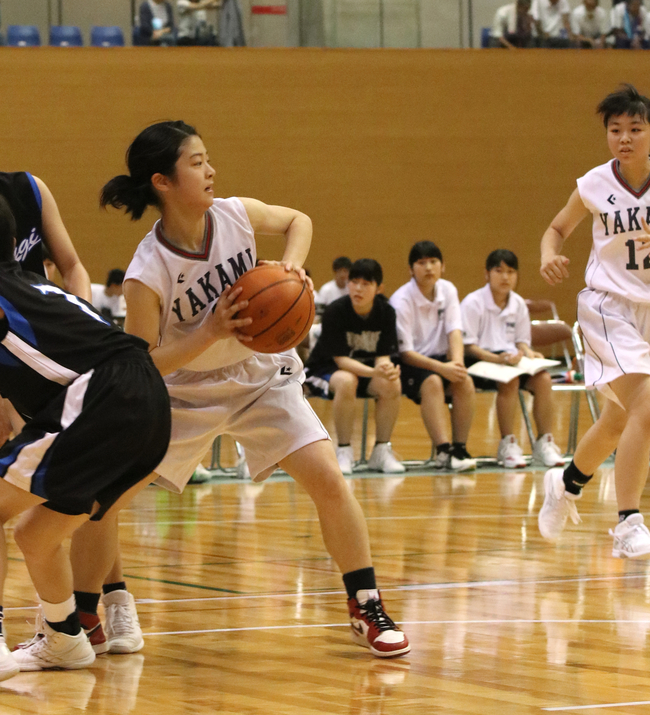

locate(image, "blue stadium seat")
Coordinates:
49 26 83 47
91 26 125 47
7 25 41 47
481 27 491 48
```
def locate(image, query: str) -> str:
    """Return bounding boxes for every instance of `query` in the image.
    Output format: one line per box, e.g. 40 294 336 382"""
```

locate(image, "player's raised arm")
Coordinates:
238 197 312 274
540 188 589 285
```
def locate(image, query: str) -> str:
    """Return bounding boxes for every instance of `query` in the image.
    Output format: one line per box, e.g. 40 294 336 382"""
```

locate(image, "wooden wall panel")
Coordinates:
0 48 644 321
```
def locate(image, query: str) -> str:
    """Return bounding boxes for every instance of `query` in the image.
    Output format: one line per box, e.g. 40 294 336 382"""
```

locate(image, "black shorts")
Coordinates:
398 354 452 406
0 350 171 521
304 368 373 400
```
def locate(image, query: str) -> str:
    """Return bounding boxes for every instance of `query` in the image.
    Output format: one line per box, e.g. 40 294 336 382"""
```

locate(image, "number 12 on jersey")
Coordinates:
625 239 650 270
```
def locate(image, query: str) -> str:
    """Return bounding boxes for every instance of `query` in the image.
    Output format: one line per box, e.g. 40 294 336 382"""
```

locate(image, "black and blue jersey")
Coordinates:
0 261 149 420
0 172 45 276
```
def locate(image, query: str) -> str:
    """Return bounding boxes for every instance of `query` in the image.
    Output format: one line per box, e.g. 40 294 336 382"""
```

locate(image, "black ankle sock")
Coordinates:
342 567 377 600
102 582 127 596
437 442 451 454
337 444 351 449
47 611 81 637
562 461 593 496
74 590 100 615
619 509 640 523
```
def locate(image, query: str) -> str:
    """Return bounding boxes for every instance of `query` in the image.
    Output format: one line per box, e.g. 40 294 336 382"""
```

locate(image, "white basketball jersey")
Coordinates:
577 159 650 303
126 197 257 371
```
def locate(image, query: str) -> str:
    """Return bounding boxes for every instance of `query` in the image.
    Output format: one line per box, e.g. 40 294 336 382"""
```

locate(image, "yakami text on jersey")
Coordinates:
169 248 254 323
598 206 650 236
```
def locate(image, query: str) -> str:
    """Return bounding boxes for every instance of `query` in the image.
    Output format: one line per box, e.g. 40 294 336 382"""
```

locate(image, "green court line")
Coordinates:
124 574 243 594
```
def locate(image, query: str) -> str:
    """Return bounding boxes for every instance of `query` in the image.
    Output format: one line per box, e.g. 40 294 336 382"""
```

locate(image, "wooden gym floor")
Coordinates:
1 391 650 715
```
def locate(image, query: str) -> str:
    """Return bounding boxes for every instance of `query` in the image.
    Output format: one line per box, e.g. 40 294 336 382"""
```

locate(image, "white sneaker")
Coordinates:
538 468 581 541
610 514 650 558
533 434 565 467
234 456 250 480
336 445 354 475
102 590 144 654
189 464 213 484
367 443 406 474
434 445 477 472
497 435 527 469
12 614 95 671
0 635 18 681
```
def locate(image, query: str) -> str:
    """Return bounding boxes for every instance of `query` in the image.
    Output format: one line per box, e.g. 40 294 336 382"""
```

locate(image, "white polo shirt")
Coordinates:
532 0 571 36
389 278 463 357
460 284 531 353
571 4 608 37
316 279 348 307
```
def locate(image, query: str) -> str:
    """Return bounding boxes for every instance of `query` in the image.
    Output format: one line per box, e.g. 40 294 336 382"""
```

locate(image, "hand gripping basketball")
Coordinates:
231 264 315 353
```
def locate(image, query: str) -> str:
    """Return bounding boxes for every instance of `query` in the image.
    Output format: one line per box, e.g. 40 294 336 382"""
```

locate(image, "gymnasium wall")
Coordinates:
0 48 644 321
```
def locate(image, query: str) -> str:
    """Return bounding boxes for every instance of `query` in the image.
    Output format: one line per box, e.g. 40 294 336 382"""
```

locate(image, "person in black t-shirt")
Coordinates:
306 259 405 476
0 196 170 678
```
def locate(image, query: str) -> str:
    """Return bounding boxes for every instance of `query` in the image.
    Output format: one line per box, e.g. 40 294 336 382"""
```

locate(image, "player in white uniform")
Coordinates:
538 84 650 558
84 121 409 658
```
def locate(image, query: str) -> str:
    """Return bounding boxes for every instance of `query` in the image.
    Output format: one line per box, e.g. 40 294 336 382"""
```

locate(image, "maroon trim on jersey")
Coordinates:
611 159 650 198
155 211 214 260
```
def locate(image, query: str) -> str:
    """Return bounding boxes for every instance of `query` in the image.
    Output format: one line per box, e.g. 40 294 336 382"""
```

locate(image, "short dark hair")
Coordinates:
349 258 383 284
408 240 443 267
0 195 17 262
332 256 352 272
106 269 125 287
486 249 518 271
597 84 650 128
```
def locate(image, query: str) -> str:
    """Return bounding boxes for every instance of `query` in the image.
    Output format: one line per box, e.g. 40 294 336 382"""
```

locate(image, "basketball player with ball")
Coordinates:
79 121 408 658
538 85 650 559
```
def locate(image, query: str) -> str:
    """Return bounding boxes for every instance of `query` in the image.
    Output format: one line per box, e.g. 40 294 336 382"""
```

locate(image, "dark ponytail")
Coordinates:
100 120 200 220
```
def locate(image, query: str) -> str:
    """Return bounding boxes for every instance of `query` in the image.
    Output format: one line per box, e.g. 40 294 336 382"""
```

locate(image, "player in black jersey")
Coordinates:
0 196 170 678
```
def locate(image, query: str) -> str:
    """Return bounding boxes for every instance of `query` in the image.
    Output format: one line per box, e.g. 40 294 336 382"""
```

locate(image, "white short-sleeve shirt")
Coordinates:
460 284 531 352
90 283 126 318
532 0 571 36
316 279 348 307
389 278 463 357
610 2 648 33
571 4 609 37
492 3 518 37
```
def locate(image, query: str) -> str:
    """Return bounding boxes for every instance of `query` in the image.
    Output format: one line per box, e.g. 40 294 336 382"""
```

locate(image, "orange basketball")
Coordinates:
233 264 315 353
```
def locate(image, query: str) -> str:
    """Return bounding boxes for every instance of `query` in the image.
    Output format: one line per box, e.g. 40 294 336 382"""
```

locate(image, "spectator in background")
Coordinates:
389 241 476 472
91 269 126 325
461 250 564 469
572 0 609 47
490 0 535 48
316 256 351 310
138 0 176 45
532 0 573 47
610 0 647 48
177 0 221 45
305 259 405 476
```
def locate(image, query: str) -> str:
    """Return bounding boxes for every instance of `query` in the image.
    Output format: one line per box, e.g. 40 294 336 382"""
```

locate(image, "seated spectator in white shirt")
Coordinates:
532 0 573 47
572 0 609 47
460 250 564 470
611 0 648 48
316 256 351 311
490 0 535 48
91 269 126 324
389 241 476 472
177 0 221 46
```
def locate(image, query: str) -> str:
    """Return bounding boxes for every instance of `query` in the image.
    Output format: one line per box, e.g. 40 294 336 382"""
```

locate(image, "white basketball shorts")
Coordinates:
154 350 330 493
577 288 650 406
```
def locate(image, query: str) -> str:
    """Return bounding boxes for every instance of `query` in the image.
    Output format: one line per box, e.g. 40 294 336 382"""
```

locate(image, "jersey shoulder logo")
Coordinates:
177 273 185 284
607 194 616 205
280 366 292 376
